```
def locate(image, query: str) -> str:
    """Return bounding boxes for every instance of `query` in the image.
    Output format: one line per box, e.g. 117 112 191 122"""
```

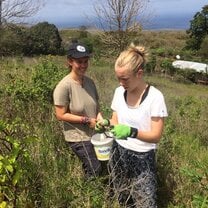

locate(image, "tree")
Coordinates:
0 0 43 26
93 0 150 56
186 5 208 50
198 35 208 58
25 22 62 55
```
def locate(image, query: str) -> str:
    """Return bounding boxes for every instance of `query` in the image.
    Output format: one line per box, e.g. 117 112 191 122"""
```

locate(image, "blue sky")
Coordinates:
30 0 208 29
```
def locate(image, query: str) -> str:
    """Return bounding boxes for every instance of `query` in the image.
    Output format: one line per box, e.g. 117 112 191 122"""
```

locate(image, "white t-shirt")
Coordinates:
111 85 168 152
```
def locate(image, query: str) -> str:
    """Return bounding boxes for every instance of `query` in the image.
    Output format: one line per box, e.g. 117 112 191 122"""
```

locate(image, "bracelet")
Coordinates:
81 117 91 125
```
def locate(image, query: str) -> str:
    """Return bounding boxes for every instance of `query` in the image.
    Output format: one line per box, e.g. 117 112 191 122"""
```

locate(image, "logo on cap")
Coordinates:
77 45 86 52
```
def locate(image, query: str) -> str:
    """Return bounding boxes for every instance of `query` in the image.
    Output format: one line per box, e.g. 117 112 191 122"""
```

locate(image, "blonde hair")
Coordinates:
115 43 148 73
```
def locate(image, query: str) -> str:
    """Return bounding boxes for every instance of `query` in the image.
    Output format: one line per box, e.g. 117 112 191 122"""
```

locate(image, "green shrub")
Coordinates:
0 118 38 207
26 22 63 55
160 59 176 76
198 35 208 58
154 47 166 57
0 24 28 56
145 55 156 73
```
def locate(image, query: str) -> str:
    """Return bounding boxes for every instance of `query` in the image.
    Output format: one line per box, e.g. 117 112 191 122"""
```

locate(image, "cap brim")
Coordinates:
71 52 90 58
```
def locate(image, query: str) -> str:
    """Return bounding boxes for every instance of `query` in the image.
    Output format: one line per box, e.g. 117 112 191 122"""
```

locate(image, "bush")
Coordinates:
25 22 63 55
160 59 176 76
198 35 208 58
0 22 64 56
145 55 156 73
0 118 38 207
175 68 202 83
0 24 28 56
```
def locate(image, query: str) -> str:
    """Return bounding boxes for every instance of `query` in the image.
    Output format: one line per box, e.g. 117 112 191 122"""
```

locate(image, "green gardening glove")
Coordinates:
95 119 110 133
110 124 138 140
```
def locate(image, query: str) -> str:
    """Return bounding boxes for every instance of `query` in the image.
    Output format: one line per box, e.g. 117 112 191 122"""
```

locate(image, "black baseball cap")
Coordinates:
67 43 90 59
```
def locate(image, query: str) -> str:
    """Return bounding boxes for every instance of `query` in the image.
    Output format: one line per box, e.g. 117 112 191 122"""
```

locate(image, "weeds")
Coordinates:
0 52 208 207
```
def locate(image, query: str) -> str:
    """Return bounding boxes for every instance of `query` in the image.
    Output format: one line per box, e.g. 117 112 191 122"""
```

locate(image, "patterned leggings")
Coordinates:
108 141 157 208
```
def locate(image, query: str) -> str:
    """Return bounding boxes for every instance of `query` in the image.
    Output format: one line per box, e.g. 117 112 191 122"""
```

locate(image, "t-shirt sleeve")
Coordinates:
53 82 69 106
151 92 168 117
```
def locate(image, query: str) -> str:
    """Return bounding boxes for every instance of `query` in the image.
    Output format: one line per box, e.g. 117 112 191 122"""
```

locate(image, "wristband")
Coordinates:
130 127 138 138
81 117 91 124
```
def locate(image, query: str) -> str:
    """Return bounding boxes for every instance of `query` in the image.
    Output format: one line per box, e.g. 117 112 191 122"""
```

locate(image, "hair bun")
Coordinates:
136 46 145 55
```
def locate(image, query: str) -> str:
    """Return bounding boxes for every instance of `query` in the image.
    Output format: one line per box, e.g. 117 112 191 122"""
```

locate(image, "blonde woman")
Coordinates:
96 43 168 207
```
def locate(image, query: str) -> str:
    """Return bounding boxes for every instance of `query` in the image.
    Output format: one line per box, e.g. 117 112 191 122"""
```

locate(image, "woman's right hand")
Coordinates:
89 118 97 128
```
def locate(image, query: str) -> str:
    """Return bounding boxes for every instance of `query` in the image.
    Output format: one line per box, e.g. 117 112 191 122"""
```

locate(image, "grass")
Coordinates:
0 29 208 207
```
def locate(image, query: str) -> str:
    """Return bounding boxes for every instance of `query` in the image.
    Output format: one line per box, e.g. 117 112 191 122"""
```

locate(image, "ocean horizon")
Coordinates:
49 14 193 31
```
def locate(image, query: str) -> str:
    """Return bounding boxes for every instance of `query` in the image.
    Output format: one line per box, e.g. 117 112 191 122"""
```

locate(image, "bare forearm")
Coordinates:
56 112 83 123
136 130 162 143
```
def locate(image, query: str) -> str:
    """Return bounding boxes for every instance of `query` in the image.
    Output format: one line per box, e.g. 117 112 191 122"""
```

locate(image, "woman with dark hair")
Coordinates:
53 41 102 179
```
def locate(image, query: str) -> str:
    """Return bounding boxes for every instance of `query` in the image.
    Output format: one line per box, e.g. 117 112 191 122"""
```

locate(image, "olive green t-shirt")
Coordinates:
53 75 99 142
